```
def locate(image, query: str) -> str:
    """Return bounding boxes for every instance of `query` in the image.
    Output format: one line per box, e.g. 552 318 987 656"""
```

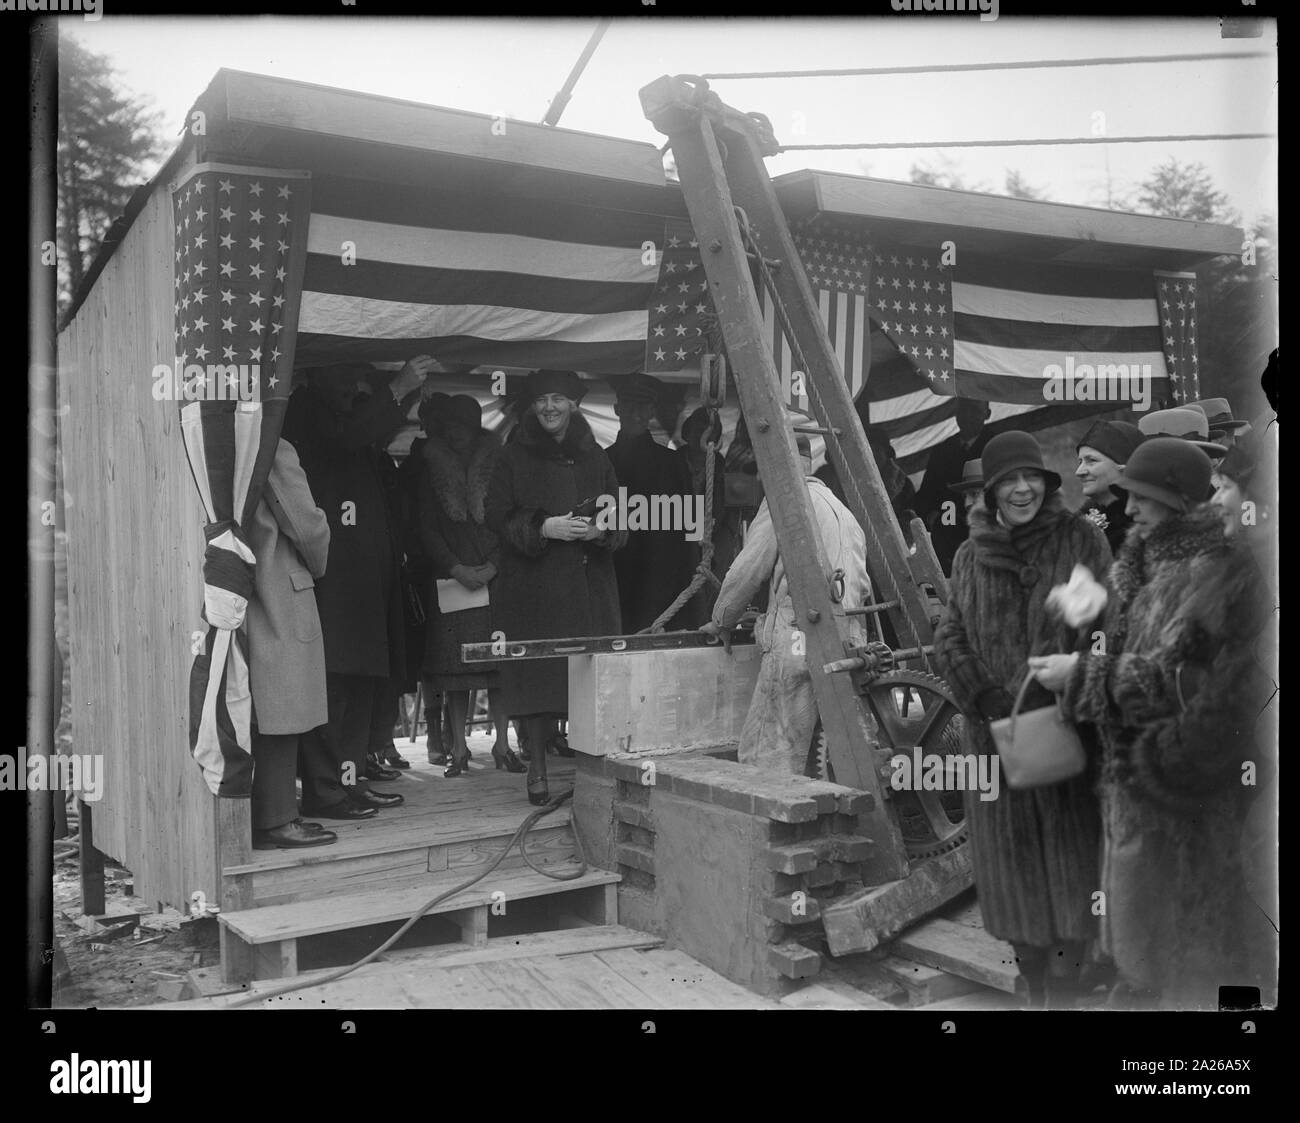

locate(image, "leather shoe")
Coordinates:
254 821 339 849
300 801 378 821
293 818 327 833
381 748 412 769
365 756 403 782
350 786 405 809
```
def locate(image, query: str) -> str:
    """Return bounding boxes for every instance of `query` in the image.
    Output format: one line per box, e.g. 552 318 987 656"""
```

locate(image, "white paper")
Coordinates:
435 578 490 614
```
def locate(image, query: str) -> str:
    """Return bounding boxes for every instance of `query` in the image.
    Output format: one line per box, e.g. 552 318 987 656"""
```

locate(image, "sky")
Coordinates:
66 16 1277 227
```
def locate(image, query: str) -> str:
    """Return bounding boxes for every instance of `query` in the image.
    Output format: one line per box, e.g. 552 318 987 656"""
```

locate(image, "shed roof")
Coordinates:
63 68 1242 328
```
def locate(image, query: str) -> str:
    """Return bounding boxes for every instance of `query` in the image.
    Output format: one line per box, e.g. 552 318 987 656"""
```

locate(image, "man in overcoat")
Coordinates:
281 357 429 819
247 439 336 849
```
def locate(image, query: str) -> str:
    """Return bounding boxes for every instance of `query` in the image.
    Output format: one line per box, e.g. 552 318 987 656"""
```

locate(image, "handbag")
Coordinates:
989 667 1087 789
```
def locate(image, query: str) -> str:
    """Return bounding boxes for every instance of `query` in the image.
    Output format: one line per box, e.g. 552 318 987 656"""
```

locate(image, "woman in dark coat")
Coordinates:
417 395 524 777
932 431 1112 1007
1034 437 1276 1008
485 370 625 804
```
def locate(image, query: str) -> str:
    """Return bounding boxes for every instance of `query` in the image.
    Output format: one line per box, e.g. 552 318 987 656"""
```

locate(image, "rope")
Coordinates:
731 207 927 661
222 789 585 1009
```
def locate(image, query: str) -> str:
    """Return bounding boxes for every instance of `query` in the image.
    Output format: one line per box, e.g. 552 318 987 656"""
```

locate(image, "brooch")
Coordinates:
1084 508 1110 531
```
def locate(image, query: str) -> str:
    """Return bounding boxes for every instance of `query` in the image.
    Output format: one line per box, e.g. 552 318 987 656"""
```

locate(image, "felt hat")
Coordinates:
609 371 668 406
1117 437 1213 513
1077 419 1144 466
1216 433 1264 492
444 394 483 432
682 405 722 446
418 390 451 428
1138 408 1226 456
525 369 587 403
981 431 1062 503
1183 396 1251 436
948 458 985 493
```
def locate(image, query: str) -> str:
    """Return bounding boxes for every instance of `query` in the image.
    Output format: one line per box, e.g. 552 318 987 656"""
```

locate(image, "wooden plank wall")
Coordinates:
58 166 220 909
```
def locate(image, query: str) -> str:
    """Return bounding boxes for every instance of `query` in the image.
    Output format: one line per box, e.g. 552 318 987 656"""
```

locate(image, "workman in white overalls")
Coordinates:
702 434 872 774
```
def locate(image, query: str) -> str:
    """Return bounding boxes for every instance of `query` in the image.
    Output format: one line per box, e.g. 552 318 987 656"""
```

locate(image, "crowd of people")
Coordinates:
242 356 1275 1009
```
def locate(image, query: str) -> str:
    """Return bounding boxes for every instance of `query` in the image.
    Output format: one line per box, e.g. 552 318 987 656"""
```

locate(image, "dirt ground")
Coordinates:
52 817 221 1009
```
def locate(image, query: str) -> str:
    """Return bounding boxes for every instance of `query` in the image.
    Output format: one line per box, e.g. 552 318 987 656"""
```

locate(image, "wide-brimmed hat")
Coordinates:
1077 419 1144 465
1117 437 1213 513
525 369 587 403
1138 408 1226 456
1184 396 1251 437
981 431 1062 499
948 458 985 493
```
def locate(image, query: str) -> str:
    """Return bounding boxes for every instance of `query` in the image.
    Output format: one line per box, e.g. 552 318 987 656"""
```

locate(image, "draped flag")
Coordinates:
1154 270 1200 403
173 163 312 797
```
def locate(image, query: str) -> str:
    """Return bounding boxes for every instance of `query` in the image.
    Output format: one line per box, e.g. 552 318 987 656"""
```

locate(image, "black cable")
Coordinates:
222 787 585 1009
701 52 1272 81
780 132 1275 152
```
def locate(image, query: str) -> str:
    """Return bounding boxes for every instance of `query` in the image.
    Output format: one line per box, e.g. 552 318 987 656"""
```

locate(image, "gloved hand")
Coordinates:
976 686 1015 723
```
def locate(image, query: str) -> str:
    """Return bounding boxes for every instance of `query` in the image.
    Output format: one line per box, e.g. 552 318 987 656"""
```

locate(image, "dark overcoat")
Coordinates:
485 411 625 716
417 429 502 688
281 385 406 680
605 430 699 632
933 494 1111 948
1062 507 1277 1005
1078 487 1134 554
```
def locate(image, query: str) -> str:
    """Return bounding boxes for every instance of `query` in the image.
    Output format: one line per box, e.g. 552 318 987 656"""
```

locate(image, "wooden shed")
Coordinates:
57 69 1241 966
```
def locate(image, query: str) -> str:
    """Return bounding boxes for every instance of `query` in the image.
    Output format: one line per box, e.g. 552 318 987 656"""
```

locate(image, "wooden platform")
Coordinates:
159 926 784 1010
217 739 595 983
223 741 578 908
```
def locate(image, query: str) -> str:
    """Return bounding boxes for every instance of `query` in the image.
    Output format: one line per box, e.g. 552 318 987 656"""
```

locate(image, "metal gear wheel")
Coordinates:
813 669 969 861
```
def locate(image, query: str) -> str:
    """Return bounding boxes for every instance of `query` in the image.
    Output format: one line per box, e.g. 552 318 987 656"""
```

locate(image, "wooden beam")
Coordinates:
216 69 665 188
806 171 1243 260
77 799 106 917
893 917 1025 996
822 845 973 956
641 76 907 883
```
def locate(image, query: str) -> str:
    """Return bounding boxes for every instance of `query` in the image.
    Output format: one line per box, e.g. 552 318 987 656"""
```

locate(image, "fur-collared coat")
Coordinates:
485 411 625 716
1063 507 1277 1005
933 494 1111 948
417 430 502 687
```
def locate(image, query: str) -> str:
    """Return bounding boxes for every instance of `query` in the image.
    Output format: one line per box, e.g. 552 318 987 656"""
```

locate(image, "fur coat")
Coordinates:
485 411 626 716
416 431 502 683
1062 507 1276 1005
933 494 1112 948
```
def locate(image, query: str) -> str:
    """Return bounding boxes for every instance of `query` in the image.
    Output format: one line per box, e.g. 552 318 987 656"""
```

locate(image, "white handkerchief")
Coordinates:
436 579 490 614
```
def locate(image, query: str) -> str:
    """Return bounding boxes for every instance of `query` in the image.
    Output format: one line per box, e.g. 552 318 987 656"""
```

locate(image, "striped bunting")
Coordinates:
760 222 1178 472
295 175 663 371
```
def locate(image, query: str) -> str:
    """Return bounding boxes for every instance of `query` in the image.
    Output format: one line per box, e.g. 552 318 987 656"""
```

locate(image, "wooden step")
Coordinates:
218 864 619 983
